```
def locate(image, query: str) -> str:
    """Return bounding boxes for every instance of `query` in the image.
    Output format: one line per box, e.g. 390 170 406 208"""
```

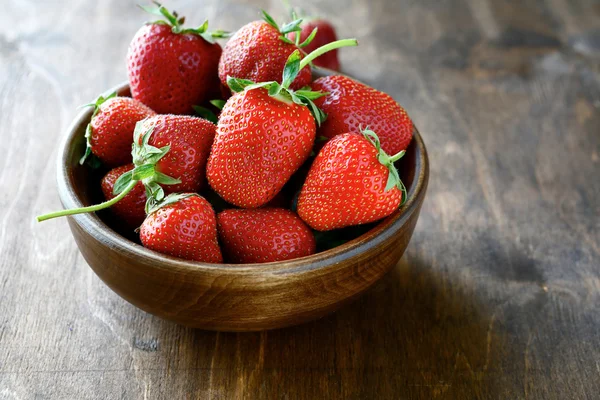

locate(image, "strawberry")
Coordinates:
140 194 222 263
207 41 357 208
38 117 210 222
207 87 315 208
218 11 314 92
137 115 216 194
288 19 340 71
80 93 155 168
127 3 227 115
100 164 147 229
297 130 407 231
217 208 315 263
311 75 414 155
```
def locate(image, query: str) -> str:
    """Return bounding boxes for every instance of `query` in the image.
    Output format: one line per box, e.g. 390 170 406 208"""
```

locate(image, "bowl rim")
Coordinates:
57 81 429 275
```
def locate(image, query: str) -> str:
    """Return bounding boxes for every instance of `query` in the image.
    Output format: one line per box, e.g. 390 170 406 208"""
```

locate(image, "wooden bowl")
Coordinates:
57 75 429 332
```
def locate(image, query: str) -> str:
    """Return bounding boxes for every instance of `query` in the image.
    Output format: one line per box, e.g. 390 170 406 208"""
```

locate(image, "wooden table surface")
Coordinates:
2 0 599 398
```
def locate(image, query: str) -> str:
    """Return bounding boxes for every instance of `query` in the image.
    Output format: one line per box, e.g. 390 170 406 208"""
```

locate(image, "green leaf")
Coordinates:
147 181 164 199
361 128 407 200
298 27 318 48
385 170 397 192
209 29 232 39
244 81 275 91
143 145 165 155
131 164 155 181
146 193 197 215
362 128 381 152
197 19 209 33
159 5 179 26
261 10 279 30
279 36 295 45
113 170 133 195
199 31 216 44
280 18 303 34
145 145 171 165
295 94 327 126
227 76 256 92
139 3 179 26
154 171 182 185
193 105 218 124
155 187 165 201
138 4 165 18
210 99 226 110
289 91 304 105
79 91 118 165
281 50 302 89
140 3 229 42
398 178 408 205
268 82 282 97
295 89 328 100
79 124 93 165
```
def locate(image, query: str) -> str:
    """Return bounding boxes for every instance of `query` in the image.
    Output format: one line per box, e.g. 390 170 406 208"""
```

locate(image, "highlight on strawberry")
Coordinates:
206 38 357 209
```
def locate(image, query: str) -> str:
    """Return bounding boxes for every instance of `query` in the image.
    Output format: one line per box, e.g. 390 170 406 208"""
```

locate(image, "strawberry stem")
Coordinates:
388 150 406 163
298 38 358 70
36 180 138 222
37 120 182 224
361 128 407 204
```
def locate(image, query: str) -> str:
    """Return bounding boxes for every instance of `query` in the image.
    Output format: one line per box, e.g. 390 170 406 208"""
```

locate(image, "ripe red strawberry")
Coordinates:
138 115 216 194
311 75 414 155
208 43 357 208
297 130 406 231
81 93 155 167
207 88 315 208
218 12 313 92
217 208 315 263
100 164 147 229
127 4 227 114
37 116 213 223
140 194 222 263
288 19 340 71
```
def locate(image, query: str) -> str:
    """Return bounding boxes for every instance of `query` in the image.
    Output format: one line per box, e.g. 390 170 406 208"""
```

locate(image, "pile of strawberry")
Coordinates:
38 3 415 264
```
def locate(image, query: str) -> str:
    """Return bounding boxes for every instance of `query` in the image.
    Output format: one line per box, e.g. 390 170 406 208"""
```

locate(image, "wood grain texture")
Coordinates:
1 0 599 398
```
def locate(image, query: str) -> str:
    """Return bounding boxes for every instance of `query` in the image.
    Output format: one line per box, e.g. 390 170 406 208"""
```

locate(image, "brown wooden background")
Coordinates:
2 0 599 398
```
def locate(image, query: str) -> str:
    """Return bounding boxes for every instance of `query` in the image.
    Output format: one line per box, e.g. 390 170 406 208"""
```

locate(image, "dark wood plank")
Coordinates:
1 0 599 398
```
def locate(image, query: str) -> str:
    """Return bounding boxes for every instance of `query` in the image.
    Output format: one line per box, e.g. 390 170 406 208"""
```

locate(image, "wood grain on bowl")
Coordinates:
57 74 428 331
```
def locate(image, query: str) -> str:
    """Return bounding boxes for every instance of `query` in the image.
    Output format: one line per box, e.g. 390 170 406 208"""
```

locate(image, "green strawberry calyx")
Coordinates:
79 91 117 166
261 10 317 48
226 38 358 126
36 120 181 223
140 1 231 44
145 192 198 215
280 2 323 48
114 120 182 214
362 129 408 205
